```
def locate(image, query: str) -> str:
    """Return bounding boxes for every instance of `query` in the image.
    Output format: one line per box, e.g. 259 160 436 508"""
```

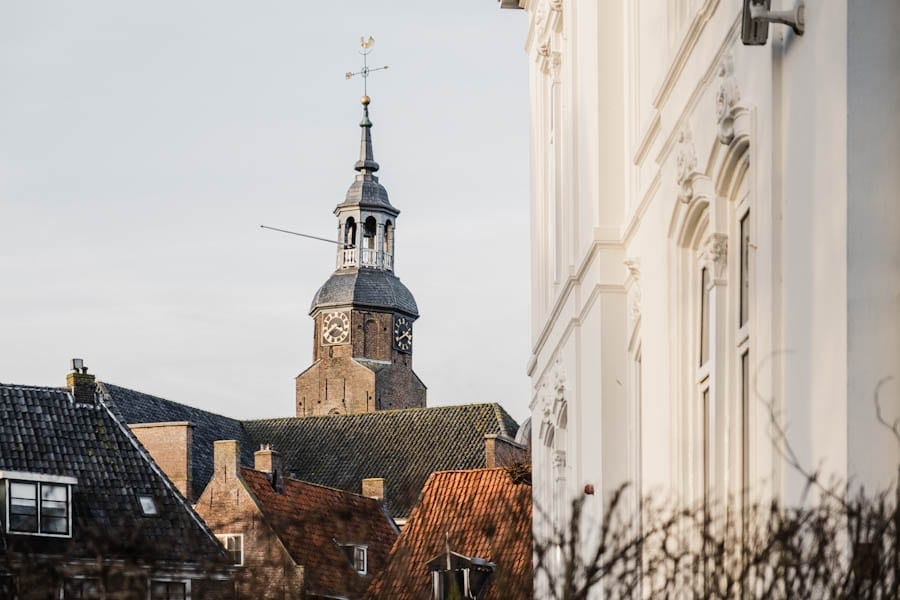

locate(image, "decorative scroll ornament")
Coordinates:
716 53 741 145
549 0 563 12
706 233 728 281
624 258 642 323
675 126 699 203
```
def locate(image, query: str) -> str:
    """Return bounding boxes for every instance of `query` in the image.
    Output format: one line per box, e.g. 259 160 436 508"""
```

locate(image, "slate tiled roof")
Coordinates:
100 382 255 501
240 468 398 599
367 468 533 600
310 269 419 317
243 404 520 517
0 383 227 565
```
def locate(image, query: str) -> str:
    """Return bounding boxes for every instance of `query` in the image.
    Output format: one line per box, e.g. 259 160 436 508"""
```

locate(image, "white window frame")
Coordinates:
215 533 244 567
0 472 76 539
353 545 368 575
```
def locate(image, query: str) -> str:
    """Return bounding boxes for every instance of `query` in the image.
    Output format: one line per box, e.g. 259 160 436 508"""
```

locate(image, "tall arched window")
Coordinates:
344 218 357 247
383 221 394 270
361 217 377 267
340 217 358 268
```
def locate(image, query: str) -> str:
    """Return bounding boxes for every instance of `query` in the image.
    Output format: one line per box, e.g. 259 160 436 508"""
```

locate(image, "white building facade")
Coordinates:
499 0 900 592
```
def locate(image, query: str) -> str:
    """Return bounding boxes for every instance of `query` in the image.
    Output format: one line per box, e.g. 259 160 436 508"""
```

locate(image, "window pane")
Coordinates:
10 482 36 500
64 578 101 600
355 547 367 573
740 212 750 327
10 482 38 532
42 484 67 502
41 516 68 534
138 495 158 516
700 267 710 366
702 388 710 506
741 351 750 519
150 581 186 600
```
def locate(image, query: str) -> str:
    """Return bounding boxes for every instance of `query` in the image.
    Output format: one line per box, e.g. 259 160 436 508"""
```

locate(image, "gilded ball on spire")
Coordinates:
361 95 371 106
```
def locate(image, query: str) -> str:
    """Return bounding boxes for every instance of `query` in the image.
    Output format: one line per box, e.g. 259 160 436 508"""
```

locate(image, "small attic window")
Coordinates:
339 543 368 575
138 494 158 516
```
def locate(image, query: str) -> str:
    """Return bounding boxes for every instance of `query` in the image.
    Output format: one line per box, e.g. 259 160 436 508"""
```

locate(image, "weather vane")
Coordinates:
345 36 388 99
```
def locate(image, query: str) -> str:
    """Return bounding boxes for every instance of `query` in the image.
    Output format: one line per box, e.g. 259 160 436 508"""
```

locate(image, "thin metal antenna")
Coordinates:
345 36 388 97
260 225 353 248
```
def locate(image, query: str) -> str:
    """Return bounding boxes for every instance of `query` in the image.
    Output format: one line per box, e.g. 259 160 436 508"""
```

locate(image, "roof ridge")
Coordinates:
101 381 241 421
239 466 381 503
241 402 510 424
0 382 69 392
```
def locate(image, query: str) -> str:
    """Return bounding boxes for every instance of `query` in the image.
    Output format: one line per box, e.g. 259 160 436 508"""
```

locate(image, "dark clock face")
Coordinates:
322 311 351 345
393 316 412 353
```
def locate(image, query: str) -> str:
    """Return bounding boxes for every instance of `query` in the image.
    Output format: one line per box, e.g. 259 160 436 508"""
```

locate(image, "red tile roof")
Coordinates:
240 467 398 599
367 467 533 599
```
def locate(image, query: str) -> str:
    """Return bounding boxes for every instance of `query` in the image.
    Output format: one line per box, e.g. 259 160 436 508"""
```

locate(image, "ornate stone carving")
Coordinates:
552 450 567 470
549 0 563 12
675 126 699 203
705 233 728 281
624 257 642 323
549 52 561 81
715 53 740 145
535 4 548 28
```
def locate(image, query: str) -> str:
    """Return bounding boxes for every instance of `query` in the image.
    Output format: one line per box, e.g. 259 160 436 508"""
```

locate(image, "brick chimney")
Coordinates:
66 358 97 405
254 444 283 475
213 440 240 482
255 444 285 492
362 477 385 501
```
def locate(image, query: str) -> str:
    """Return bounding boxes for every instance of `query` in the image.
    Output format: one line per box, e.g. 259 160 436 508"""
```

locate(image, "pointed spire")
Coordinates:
354 95 380 174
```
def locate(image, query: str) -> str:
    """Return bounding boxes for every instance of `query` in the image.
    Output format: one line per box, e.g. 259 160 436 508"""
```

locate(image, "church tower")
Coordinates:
295 95 427 416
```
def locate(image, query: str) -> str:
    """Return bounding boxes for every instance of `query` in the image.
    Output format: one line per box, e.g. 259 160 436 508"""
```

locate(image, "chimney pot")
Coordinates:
66 359 97 405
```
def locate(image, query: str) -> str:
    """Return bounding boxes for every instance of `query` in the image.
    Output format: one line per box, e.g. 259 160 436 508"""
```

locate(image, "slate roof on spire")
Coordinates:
309 268 419 317
337 100 398 214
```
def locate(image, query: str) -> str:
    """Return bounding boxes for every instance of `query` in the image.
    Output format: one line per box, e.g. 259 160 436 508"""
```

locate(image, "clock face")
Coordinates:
322 311 351 345
393 316 413 353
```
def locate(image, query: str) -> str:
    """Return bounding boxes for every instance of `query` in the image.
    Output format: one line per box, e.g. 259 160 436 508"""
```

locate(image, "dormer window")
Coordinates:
339 543 368 575
1 472 76 538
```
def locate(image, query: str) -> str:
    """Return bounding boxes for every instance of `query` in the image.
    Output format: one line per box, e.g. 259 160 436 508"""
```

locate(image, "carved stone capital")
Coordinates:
716 54 740 145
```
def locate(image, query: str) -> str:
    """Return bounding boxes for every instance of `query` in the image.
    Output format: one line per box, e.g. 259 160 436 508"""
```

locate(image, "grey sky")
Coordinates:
0 2 531 422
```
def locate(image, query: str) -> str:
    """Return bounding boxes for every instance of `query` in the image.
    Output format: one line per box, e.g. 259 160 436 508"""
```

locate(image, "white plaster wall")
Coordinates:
846 0 900 492
513 0 899 594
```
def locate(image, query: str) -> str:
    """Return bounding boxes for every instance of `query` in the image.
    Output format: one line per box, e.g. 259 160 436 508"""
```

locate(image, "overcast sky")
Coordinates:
0 2 532 422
